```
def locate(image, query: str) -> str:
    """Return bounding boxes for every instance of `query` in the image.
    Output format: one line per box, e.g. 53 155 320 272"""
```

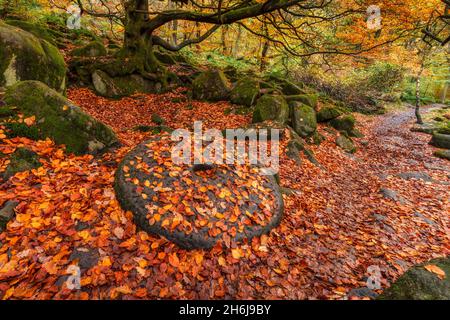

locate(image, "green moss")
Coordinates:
5 19 56 45
3 122 41 140
317 106 342 122
434 149 450 160
335 134 356 153
3 147 41 180
0 107 15 118
286 94 318 109
252 95 289 124
0 22 66 92
151 113 165 125
330 115 356 134
265 75 304 95
4 81 118 155
291 102 317 138
430 132 450 149
71 41 107 57
192 70 231 101
230 77 260 107
378 256 450 300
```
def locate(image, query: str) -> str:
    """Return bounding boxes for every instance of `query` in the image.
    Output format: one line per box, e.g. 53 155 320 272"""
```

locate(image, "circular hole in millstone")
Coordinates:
114 135 284 250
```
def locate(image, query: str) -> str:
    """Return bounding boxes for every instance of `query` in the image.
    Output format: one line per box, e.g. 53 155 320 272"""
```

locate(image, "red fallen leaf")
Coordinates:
0 270 21 281
169 253 180 268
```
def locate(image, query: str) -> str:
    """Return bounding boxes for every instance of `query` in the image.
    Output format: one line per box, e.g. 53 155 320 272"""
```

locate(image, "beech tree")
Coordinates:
48 0 443 88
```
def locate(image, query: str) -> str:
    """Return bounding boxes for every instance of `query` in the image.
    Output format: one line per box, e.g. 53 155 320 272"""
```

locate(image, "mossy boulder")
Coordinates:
286 94 318 109
252 95 289 124
230 77 260 107
330 115 356 134
154 48 187 65
192 70 231 102
335 134 356 153
290 102 317 138
3 147 41 180
434 149 450 160
378 256 450 300
5 19 56 45
317 106 343 122
266 75 304 95
3 81 118 155
0 22 66 93
71 41 107 57
92 70 163 98
430 133 450 149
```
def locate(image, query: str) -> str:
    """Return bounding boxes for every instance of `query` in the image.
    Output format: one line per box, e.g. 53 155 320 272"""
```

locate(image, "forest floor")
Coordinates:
0 89 448 300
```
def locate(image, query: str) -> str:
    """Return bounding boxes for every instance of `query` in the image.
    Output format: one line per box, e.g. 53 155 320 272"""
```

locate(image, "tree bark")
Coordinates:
121 0 166 82
415 61 425 125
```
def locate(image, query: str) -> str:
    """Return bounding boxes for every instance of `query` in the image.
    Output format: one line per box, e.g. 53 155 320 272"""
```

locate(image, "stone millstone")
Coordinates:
115 136 284 250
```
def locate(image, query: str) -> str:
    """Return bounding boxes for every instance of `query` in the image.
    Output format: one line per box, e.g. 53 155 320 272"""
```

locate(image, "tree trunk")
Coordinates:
415 62 424 125
121 0 165 78
441 82 449 103
232 24 242 58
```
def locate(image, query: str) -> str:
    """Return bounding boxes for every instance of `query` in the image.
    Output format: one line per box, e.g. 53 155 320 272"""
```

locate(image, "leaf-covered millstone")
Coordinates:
114 135 284 250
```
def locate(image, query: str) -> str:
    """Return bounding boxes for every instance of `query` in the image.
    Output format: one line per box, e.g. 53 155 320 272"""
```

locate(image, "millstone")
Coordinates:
114 135 283 250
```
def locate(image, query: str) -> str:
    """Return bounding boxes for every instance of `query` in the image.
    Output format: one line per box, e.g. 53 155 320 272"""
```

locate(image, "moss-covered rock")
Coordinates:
317 106 343 122
330 115 356 134
0 200 19 232
286 94 318 109
0 22 66 93
3 81 118 155
154 48 187 65
192 70 231 101
151 113 165 125
5 19 56 45
3 122 41 140
92 70 163 98
230 77 260 107
430 133 450 149
252 95 289 124
3 147 41 180
335 134 356 153
434 149 450 160
290 101 317 138
71 41 107 57
378 256 450 300
265 75 304 95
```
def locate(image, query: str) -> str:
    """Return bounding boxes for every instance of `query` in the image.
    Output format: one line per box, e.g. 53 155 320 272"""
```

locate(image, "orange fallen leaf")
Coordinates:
424 264 446 279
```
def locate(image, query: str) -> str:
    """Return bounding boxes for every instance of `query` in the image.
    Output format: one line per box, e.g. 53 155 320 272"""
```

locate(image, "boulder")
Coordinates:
3 81 118 155
317 106 342 122
290 102 317 138
192 70 231 101
2 147 41 180
378 256 450 300
330 115 356 134
434 149 450 160
0 200 19 232
252 94 289 124
5 19 57 45
92 70 163 98
230 77 260 107
71 41 107 57
335 134 356 153
286 94 318 110
430 133 450 149
0 22 66 92
266 75 304 95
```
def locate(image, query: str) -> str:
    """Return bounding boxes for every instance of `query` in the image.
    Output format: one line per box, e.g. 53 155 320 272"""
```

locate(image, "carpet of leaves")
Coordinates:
0 90 448 300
